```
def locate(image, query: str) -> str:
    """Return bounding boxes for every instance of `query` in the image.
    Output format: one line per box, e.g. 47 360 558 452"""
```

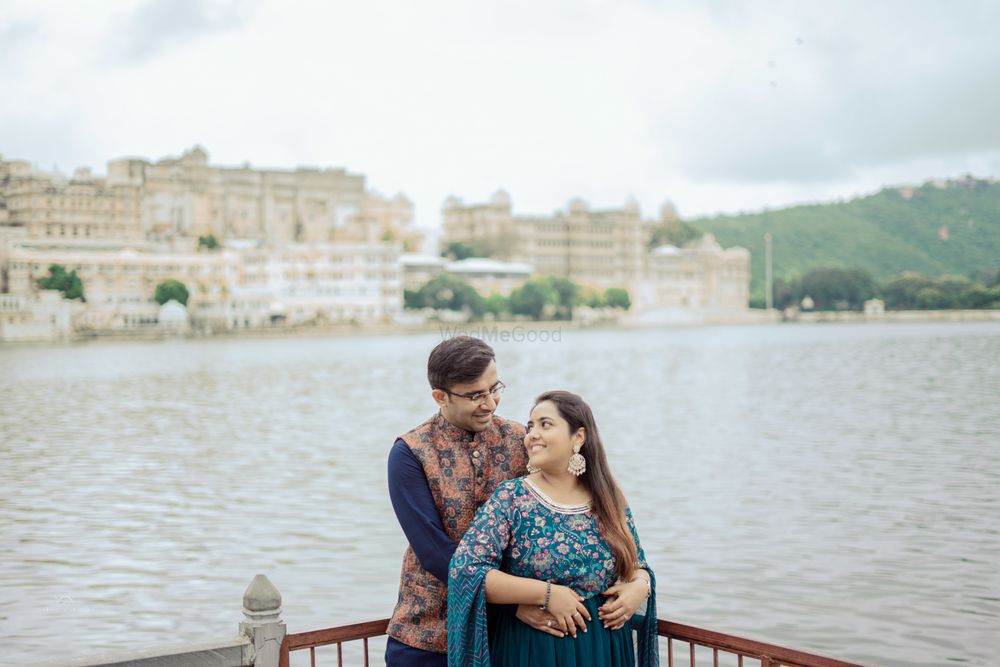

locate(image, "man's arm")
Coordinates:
387 439 562 637
387 438 457 583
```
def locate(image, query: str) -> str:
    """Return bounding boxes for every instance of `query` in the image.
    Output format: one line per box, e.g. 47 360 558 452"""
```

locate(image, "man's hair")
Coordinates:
428 336 496 390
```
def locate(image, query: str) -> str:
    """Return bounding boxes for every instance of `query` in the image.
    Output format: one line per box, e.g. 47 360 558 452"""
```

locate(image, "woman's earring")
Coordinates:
567 446 586 476
526 462 540 474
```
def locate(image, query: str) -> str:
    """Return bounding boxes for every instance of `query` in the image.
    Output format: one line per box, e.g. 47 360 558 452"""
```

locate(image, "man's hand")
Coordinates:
516 604 564 638
598 578 648 630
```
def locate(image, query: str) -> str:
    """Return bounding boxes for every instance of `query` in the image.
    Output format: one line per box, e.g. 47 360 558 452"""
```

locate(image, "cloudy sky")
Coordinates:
2 0 999 228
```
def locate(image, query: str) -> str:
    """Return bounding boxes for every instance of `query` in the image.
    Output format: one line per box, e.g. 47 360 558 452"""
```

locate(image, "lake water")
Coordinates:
1 322 998 666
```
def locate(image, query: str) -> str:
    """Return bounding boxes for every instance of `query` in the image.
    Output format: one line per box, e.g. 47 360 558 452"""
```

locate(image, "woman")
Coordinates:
448 390 657 666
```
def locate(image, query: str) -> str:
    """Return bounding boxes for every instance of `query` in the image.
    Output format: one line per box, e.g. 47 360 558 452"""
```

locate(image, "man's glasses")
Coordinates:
439 381 506 404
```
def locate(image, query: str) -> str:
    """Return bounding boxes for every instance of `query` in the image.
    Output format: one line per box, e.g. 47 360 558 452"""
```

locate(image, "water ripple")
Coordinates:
1 322 998 666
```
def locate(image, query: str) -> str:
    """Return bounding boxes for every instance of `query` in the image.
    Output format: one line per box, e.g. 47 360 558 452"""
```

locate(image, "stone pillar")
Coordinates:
240 574 286 667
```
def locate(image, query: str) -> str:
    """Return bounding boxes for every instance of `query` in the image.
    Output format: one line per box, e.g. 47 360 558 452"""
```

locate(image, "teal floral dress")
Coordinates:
448 477 658 666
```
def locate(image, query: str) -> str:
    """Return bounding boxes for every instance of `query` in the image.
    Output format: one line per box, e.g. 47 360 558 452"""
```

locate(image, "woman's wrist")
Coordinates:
628 572 651 598
539 581 552 609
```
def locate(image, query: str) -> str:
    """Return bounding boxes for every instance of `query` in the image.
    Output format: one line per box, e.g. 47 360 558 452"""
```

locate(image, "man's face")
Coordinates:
433 360 501 433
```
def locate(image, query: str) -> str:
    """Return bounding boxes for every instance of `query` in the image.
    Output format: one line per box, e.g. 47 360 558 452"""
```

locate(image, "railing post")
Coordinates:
240 574 286 667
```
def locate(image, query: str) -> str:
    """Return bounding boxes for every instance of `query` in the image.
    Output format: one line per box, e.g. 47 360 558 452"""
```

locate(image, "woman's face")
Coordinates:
524 400 584 472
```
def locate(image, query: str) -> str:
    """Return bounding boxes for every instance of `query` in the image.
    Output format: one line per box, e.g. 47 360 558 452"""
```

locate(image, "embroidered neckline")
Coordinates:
522 477 592 514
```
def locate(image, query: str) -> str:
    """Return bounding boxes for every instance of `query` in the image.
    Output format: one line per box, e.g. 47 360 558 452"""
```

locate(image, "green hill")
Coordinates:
686 177 1000 299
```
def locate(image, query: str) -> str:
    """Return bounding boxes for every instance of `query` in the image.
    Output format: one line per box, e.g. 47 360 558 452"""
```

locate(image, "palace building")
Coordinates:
441 191 750 320
0 148 412 338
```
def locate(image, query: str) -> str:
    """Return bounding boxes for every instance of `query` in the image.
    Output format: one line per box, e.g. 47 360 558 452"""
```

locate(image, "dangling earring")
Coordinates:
567 446 586 476
526 462 540 474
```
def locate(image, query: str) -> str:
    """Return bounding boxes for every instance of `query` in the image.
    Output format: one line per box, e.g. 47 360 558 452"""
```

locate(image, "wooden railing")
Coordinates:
658 620 870 667
279 619 389 667
279 617 872 667
28 576 872 667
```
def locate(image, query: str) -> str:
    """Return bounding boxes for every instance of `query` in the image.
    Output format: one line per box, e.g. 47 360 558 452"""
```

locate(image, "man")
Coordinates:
386 336 559 666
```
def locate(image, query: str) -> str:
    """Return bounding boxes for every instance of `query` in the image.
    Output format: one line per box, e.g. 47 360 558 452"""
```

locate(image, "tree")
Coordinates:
604 287 631 310
648 219 701 248
37 264 85 301
798 267 876 310
915 287 948 309
483 293 509 318
197 234 220 250
509 279 558 320
544 276 577 319
403 289 422 310
443 237 520 260
576 286 605 308
773 276 802 310
413 274 484 317
882 272 935 310
881 271 1000 310
963 284 1000 309
155 279 190 306
443 242 476 260
934 275 973 307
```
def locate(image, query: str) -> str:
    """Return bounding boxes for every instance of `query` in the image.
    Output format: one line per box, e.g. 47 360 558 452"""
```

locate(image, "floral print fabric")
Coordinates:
389 412 527 653
448 477 658 666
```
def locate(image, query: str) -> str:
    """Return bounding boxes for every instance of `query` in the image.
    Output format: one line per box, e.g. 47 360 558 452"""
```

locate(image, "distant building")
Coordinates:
0 148 412 335
0 159 145 243
399 254 533 297
157 300 190 332
230 243 402 327
399 253 447 292
864 298 885 317
5 244 239 330
0 290 75 341
445 258 533 297
3 242 400 332
442 191 644 290
0 147 420 251
442 192 750 319
634 235 749 313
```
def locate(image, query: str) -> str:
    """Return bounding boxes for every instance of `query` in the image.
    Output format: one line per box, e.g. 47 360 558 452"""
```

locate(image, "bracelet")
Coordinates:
630 575 651 599
540 582 552 610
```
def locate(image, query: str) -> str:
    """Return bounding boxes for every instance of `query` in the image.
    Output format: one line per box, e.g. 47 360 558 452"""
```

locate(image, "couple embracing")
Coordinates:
387 336 658 667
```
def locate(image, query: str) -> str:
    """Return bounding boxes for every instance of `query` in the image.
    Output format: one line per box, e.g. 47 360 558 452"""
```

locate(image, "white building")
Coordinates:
2 240 402 334
442 192 644 290
0 290 75 341
399 254 534 297
233 243 402 326
445 258 533 296
0 147 413 336
399 253 447 292
630 235 750 322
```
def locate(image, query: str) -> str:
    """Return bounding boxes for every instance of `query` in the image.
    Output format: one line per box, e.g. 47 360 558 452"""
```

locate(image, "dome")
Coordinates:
490 189 512 209
158 300 189 328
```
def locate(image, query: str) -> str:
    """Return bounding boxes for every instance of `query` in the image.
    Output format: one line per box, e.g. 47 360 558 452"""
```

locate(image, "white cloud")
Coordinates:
1 0 997 225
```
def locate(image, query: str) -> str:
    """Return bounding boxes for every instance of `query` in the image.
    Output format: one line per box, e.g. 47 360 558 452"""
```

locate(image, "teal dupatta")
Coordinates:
448 477 658 666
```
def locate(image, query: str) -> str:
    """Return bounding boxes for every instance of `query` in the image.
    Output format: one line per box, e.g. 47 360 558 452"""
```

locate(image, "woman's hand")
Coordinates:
545 584 591 637
515 604 563 638
598 576 649 630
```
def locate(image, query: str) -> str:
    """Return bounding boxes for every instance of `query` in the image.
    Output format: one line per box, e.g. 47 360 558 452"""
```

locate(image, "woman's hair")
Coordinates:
427 336 495 390
534 390 638 582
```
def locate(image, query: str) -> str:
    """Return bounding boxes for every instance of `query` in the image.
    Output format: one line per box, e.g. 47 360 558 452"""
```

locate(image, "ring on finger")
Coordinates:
546 620 554 628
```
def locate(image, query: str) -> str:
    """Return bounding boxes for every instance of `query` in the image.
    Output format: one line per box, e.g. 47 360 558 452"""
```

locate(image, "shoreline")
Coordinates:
1 308 998 347
783 308 1000 324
